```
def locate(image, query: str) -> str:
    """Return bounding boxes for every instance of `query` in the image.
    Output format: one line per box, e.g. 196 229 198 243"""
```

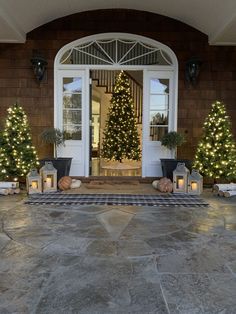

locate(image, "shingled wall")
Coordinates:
0 9 236 160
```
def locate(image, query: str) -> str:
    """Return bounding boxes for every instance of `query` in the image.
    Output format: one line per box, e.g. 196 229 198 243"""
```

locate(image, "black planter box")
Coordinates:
39 157 72 182
160 159 192 181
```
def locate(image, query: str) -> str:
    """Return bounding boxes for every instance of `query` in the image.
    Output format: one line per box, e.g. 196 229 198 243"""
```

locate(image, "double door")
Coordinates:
55 69 175 177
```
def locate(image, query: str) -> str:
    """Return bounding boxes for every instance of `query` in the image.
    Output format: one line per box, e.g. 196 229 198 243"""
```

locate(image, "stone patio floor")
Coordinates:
0 187 236 313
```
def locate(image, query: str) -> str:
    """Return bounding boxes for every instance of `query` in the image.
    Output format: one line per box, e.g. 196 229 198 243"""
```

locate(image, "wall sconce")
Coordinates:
31 55 47 82
185 57 202 86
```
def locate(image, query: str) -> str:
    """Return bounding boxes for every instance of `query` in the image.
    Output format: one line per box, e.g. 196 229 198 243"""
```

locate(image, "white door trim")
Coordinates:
54 33 178 177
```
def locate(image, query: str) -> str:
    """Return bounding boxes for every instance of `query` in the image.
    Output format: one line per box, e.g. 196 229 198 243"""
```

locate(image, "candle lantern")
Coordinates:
173 162 189 193
188 169 203 195
26 169 42 194
40 161 57 192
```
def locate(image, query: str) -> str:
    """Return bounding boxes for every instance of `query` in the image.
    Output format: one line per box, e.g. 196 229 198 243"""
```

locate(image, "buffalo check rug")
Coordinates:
25 193 209 207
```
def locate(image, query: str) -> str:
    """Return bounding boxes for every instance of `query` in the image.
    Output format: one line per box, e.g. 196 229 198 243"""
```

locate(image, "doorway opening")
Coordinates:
90 69 143 176
55 33 178 177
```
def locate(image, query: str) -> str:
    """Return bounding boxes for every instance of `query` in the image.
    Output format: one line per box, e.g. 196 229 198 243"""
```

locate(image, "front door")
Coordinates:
142 70 175 177
56 70 89 176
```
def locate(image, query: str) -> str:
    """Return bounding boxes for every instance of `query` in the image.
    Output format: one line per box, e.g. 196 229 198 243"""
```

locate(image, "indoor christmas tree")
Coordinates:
0 103 39 181
101 71 141 162
194 101 236 181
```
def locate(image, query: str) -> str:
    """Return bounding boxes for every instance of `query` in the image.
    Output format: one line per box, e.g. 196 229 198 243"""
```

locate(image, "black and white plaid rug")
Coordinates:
25 193 209 207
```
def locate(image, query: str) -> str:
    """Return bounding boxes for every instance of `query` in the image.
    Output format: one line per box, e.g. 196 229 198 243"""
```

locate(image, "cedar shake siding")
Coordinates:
0 9 235 160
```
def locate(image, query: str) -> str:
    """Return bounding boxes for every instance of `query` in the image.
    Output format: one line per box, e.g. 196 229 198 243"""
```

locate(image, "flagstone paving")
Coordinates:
0 191 236 313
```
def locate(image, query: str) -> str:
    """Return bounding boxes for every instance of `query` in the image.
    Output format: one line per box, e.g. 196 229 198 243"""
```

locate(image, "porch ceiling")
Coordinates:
1 0 236 45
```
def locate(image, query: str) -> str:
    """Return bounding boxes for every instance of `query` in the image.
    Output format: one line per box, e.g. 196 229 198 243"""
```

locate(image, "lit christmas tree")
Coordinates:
101 71 141 162
0 103 39 181
194 101 236 181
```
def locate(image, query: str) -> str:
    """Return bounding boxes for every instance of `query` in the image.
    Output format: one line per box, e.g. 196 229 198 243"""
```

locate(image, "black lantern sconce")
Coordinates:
31 55 47 83
185 57 202 86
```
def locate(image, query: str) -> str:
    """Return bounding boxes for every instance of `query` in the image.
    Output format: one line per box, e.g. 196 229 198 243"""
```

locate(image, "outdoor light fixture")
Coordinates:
31 55 47 82
40 161 57 192
173 162 190 193
26 169 42 194
185 57 202 86
188 169 203 195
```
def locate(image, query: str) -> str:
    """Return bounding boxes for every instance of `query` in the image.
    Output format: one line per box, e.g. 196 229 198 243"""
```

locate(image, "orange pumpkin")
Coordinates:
58 176 72 190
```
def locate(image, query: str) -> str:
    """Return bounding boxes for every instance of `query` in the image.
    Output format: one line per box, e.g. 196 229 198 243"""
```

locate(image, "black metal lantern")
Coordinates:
185 57 202 86
31 56 47 82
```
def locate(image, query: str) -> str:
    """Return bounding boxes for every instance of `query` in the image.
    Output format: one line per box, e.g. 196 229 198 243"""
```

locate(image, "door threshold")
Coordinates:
72 176 157 183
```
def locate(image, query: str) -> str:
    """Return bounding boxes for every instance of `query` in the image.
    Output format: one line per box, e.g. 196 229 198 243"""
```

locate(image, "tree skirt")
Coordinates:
25 193 208 207
101 163 140 170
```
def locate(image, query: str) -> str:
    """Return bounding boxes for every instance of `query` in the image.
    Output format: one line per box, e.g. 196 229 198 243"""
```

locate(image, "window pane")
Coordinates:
63 77 82 92
62 76 83 141
150 111 168 125
63 94 82 109
150 79 169 93
63 110 82 124
63 125 82 140
149 77 169 141
149 126 168 141
150 95 169 111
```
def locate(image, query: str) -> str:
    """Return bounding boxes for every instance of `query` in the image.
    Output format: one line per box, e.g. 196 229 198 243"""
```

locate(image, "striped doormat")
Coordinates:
25 193 209 207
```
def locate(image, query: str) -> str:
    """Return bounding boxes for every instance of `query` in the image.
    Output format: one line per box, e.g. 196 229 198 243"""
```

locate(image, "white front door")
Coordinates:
55 70 89 176
142 70 176 177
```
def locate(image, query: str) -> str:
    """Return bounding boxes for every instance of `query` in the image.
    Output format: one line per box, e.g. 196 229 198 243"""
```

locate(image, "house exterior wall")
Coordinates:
0 9 236 160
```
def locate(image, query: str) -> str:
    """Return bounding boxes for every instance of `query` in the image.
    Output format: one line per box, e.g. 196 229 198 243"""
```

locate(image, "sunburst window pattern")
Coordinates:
60 39 172 66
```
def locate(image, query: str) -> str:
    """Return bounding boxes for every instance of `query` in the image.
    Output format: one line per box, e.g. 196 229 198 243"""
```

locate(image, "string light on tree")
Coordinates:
194 101 236 181
0 103 39 181
101 71 141 162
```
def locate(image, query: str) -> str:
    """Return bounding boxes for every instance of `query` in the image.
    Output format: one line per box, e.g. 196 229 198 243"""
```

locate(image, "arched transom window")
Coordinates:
60 37 173 66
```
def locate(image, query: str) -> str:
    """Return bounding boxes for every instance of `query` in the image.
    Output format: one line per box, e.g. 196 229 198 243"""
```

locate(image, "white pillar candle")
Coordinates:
31 181 38 189
46 177 52 188
191 182 198 191
178 179 184 189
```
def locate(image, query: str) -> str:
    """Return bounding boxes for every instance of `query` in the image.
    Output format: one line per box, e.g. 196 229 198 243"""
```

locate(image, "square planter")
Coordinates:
39 158 72 182
160 158 192 181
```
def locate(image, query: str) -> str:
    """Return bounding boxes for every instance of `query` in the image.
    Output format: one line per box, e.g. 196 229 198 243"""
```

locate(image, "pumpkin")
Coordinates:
156 177 173 193
70 179 81 189
152 180 159 189
58 176 72 190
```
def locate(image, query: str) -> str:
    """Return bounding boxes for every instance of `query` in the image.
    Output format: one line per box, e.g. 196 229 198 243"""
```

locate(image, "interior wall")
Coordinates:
92 83 111 155
92 71 143 163
0 9 235 160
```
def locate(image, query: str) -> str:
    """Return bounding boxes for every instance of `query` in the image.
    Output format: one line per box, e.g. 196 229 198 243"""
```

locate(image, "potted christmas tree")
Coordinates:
194 101 236 183
40 128 72 181
0 103 39 182
160 131 191 180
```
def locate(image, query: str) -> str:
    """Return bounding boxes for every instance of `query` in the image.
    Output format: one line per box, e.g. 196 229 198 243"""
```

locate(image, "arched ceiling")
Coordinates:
1 0 236 45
